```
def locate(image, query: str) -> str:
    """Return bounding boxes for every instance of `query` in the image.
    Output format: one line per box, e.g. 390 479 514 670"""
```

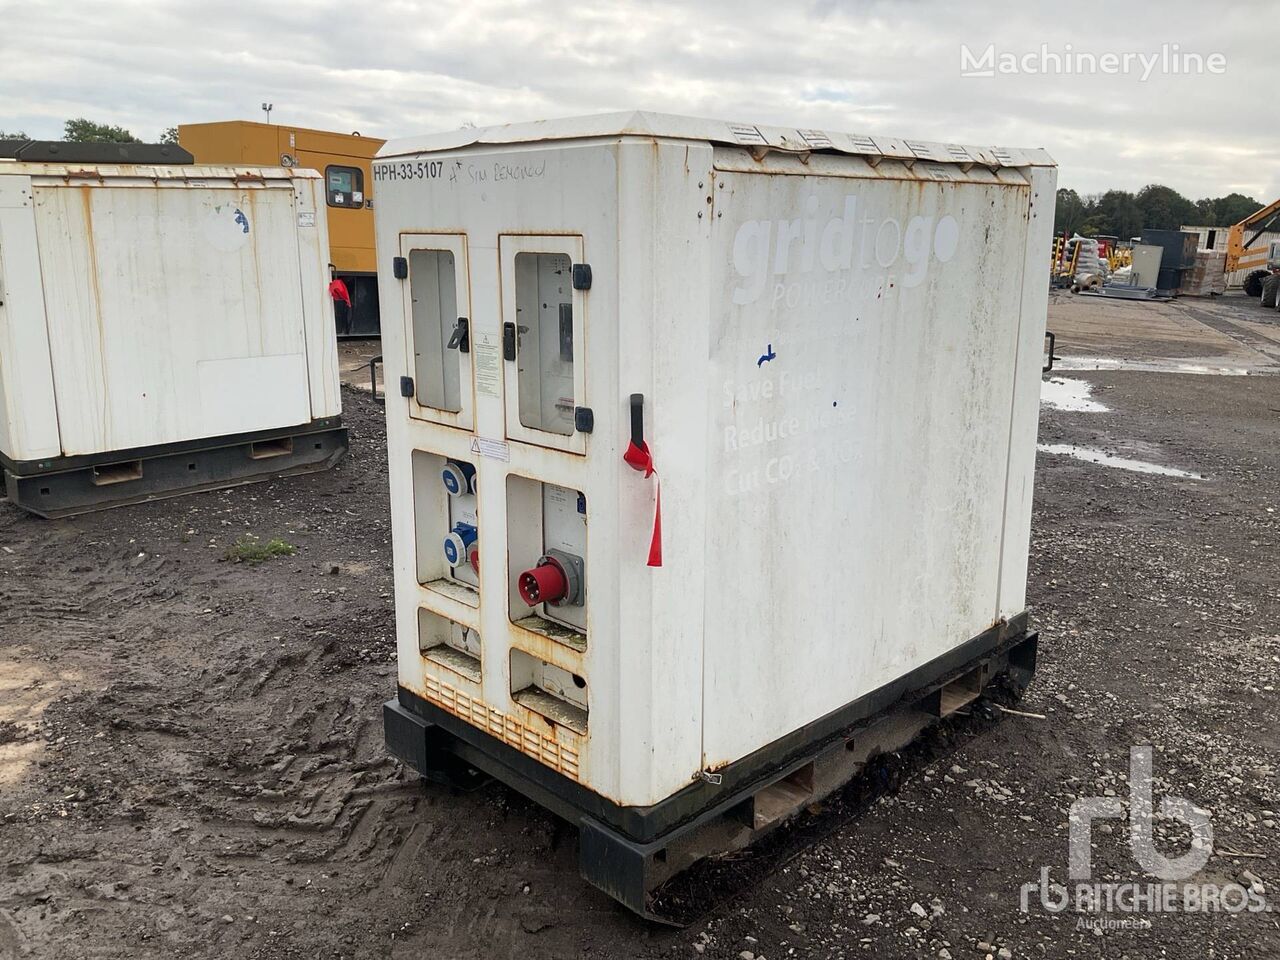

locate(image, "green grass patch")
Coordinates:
223 535 297 565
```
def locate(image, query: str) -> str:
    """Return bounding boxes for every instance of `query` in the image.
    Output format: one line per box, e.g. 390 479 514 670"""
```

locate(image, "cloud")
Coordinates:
0 0 1271 200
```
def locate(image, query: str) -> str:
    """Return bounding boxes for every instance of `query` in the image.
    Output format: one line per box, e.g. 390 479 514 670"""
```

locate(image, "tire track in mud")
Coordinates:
0 392 437 959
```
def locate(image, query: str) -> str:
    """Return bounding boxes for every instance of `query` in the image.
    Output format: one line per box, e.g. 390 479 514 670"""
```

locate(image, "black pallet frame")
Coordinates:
385 614 1038 920
1 418 348 519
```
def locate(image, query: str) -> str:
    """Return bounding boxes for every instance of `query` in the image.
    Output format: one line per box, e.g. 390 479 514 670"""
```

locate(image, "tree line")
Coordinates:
1055 185 1262 238
0 118 178 144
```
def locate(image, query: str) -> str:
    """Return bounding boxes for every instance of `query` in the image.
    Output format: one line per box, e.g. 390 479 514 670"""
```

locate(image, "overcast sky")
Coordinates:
2 0 1273 203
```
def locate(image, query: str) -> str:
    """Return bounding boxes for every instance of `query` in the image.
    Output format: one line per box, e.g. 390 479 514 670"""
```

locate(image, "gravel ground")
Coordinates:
1 353 1278 957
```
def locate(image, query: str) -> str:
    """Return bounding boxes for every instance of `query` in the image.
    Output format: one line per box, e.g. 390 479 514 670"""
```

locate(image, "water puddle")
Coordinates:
1037 443 1203 479
1054 356 1260 376
1040 377 1108 412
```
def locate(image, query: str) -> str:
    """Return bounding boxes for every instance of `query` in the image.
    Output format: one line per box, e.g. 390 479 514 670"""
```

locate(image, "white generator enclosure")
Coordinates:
0 162 347 516
378 113 1054 911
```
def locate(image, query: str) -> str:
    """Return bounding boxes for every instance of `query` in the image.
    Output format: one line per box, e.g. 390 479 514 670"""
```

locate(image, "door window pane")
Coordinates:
409 249 460 412
514 252 574 436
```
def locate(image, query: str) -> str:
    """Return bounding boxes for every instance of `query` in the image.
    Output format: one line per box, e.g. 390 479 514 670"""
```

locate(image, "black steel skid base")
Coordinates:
385 615 1037 922
1 419 348 519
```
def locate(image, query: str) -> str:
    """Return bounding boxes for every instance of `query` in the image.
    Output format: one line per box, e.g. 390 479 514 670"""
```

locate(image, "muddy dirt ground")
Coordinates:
2 294 1279 959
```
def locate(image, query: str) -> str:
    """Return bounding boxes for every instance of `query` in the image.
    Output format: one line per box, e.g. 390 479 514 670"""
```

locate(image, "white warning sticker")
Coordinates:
473 330 502 399
470 437 510 462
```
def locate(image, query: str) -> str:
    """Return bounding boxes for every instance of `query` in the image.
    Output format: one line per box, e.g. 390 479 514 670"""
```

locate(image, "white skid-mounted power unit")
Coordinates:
0 146 347 517
377 112 1055 917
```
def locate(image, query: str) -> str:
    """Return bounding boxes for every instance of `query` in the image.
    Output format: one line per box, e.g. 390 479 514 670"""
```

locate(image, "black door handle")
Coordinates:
629 394 645 447
447 317 470 353
503 322 517 361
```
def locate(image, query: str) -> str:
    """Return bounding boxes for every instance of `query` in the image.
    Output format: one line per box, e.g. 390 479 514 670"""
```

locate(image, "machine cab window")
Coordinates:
326 165 364 208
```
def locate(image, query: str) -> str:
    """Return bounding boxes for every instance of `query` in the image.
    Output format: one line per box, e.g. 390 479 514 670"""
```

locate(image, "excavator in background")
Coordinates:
1228 198 1280 299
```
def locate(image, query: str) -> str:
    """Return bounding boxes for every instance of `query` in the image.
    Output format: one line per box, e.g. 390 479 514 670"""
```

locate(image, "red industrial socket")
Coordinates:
518 557 568 606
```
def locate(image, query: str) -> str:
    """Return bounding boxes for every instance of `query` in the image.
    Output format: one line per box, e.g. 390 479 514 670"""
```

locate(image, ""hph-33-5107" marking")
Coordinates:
373 160 446 182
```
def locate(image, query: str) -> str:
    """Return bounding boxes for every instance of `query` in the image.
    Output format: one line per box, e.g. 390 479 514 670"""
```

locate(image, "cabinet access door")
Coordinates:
32 178 314 456
499 235 587 455
400 233 474 431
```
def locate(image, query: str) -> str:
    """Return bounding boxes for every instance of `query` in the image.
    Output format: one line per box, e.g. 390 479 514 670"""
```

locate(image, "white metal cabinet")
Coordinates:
375 112 1056 810
0 161 345 517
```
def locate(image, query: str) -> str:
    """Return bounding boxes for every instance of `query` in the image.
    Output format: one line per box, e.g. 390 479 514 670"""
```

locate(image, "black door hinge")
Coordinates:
574 406 594 434
447 317 470 353
400 376 414 397
503 322 517 361
572 263 592 290
393 256 408 280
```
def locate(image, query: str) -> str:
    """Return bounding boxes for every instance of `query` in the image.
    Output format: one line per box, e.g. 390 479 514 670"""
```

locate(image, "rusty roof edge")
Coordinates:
377 110 1056 169
0 162 320 180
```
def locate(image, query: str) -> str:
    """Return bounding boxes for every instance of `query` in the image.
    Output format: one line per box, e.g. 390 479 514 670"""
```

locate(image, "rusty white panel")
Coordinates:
379 111 1056 173
294 176 342 419
31 177 318 455
374 141 649 804
795 128 834 150
615 138 714 805
700 169 1033 767
711 148 1008 187
998 164 1057 620
0 174 62 461
904 139 949 163
17 162 310 184
866 136 916 159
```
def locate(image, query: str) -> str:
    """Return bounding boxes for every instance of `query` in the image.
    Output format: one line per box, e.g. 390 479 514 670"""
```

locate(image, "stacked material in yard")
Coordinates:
1183 251 1227 296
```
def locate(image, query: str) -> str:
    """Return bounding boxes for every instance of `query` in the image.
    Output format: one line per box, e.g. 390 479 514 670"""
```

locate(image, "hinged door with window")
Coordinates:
400 234 474 431
499 235 587 454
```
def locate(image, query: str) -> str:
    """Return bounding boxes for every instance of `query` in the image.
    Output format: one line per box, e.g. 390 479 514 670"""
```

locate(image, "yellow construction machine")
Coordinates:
1227 198 1280 298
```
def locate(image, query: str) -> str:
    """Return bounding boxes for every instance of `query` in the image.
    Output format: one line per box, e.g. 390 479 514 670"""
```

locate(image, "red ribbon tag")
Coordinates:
328 278 352 307
623 440 662 567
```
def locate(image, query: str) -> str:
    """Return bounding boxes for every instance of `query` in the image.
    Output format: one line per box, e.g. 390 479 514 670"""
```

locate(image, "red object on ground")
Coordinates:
623 440 662 567
518 560 567 605
328 278 352 307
